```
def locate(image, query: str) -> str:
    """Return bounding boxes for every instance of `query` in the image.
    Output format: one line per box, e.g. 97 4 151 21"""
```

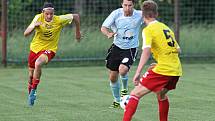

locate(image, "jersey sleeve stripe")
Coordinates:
142 31 151 49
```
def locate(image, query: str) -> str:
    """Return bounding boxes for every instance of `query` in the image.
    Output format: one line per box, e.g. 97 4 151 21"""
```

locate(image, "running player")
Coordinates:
101 0 142 108
24 2 81 106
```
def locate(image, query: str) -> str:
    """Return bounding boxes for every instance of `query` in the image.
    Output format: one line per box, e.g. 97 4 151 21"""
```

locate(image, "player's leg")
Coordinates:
29 50 55 106
28 54 48 106
109 70 121 108
157 88 169 121
156 76 179 121
119 48 138 96
105 44 121 108
123 69 170 121
27 50 38 105
28 68 34 94
123 85 151 121
27 51 36 94
119 64 129 96
31 54 48 90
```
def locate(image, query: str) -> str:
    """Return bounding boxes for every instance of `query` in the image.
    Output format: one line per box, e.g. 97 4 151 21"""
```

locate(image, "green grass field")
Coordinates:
0 63 215 121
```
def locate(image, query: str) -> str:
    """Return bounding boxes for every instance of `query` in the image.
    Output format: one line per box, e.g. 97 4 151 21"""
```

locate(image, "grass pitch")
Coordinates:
0 63 215 121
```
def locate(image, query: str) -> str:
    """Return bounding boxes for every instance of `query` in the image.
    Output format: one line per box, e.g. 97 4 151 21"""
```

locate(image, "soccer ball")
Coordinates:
120 95 130 109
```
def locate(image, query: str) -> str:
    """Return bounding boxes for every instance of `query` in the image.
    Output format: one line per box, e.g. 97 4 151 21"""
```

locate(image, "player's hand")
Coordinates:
147 63 157 70
34 22 42 27
75 31 81 42
177 48 182 54
107 32 116 39
133 73 140 86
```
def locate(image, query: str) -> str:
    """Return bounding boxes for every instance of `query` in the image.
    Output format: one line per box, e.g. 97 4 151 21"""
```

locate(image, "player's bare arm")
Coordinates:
100 26 115 39
24 22 42 37
72 14 81 41
133 47 151 86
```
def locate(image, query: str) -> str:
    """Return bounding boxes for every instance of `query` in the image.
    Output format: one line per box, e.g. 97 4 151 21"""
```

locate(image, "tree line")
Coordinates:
3 0 215 30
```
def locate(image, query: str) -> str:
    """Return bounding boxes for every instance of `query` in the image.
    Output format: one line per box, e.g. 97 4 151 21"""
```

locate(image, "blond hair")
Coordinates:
142 0 158 18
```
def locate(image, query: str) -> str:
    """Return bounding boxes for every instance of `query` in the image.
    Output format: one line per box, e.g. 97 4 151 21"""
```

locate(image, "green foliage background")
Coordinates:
6 0 215 30
1 0 215 64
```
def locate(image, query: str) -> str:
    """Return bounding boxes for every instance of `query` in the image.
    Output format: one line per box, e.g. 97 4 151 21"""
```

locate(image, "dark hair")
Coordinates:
43 2 54 9
142 0 158 18
121 0 135 4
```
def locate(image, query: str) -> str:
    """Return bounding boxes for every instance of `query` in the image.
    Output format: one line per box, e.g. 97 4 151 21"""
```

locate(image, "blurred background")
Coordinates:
1 0 215 67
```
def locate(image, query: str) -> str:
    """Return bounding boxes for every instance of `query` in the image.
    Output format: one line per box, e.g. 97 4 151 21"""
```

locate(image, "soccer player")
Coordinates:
24 2 81 106
101 0 142 108
122 0 182 121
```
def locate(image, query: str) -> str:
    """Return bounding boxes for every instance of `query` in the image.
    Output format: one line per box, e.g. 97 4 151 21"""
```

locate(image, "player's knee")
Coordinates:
35 58 47 68
35 61 43 68
109 77 118 83
119 67 128 76
130 90 142 98
130 90 136 96
109 72 118 82
157 93 166 100
130 85 150 98
119 64 129 73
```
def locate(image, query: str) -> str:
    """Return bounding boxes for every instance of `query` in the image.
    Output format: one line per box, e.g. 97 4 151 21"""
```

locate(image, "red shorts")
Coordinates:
28 50 55 68
140 70 180 92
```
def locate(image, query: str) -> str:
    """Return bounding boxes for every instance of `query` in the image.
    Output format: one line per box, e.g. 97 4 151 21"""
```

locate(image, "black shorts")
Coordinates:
106 44 138 71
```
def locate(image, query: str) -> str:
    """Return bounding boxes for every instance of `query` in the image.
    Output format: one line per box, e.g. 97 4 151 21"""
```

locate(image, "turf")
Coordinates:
0 63 215 121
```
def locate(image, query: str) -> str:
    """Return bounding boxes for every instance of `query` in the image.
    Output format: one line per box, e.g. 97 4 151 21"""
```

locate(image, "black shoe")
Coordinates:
121 89 128 97
109 101 120 108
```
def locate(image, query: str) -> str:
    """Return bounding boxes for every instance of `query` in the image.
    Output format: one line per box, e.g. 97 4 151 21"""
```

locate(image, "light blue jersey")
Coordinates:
102 8 142 49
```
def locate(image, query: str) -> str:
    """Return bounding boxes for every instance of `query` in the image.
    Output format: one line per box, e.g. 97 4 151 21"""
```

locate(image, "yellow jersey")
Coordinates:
142 20 182 76
29 13 73 53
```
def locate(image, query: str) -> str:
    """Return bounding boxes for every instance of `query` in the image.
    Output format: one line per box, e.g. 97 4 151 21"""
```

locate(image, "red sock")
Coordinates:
158 97 169 121
32 79 40 90
123 95 140 121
